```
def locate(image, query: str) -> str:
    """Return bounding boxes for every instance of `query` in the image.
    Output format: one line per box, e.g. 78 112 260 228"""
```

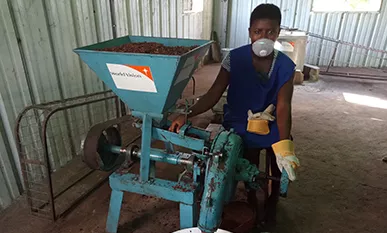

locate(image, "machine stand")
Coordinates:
180 202 198 229
106 171 201 232
73 36 291 233
106 190 124 233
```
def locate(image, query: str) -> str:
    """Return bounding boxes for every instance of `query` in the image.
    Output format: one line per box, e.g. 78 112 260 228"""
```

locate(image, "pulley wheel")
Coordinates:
83 126 122 171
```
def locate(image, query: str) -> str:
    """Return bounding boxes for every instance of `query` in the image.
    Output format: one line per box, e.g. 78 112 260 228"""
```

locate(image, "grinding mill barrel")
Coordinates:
73 36 212 114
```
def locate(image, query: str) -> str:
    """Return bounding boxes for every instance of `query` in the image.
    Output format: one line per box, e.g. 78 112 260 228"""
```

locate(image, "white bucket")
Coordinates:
173 227 232 233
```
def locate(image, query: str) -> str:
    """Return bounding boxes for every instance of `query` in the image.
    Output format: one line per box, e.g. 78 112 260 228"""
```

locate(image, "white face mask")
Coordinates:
252 38 275 57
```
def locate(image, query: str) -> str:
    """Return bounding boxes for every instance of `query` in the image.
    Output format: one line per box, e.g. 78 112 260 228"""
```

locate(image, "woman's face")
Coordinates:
249 19 280 43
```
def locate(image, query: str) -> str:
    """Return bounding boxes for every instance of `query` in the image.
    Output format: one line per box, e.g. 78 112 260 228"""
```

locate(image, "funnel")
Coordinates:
74 36 212 114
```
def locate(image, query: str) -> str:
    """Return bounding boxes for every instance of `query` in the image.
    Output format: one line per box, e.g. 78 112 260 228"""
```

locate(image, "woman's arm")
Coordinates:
169 67 230 133
187 67 230 118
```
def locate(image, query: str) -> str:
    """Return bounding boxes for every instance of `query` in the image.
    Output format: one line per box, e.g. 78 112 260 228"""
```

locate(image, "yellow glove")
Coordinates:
272 139 300 181
247 104 275 135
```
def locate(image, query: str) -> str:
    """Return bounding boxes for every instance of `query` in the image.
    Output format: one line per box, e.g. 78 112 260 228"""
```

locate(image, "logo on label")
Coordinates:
107 63 157 93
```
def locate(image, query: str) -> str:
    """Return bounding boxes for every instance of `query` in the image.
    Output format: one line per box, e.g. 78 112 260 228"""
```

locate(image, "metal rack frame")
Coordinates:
14 75 198 222
14 90 123 221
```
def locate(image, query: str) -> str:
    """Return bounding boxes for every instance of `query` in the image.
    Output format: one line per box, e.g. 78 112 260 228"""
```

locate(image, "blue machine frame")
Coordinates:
74 35 290 233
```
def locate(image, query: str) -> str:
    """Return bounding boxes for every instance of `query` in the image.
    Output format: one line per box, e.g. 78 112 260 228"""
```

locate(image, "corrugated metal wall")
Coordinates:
214 0 387 68
0 0 213 212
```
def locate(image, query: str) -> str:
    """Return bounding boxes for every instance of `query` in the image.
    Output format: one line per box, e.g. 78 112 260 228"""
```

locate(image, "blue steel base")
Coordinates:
106 172 201 233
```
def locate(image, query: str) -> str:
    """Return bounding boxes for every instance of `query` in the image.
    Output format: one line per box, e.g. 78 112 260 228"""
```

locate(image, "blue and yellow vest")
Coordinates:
222 44 296 148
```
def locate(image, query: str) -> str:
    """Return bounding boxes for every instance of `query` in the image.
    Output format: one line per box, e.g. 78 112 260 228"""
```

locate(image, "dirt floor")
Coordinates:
1 64 387 233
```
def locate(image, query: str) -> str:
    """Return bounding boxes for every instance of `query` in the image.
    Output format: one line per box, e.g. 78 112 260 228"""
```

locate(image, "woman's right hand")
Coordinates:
169 114 186 133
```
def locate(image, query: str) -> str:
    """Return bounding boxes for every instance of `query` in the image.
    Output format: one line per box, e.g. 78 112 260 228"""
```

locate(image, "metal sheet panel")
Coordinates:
161 0 171 37
113 0 208 40
366 2 387 67
212 0 230 47
294 0 313 30
0 0 28 211
228 0 257 48
201 0 213 40
216 0 387 68
335 13 360 66
0 0 213 211
0 122 21 211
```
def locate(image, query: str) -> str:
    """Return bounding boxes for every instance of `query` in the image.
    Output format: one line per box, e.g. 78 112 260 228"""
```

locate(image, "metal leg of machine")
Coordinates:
180 203 198 229
106 190 124 233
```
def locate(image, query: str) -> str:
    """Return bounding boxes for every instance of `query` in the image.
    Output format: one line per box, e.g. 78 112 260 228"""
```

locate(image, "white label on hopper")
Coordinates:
174 56 196 86
107 63 157 93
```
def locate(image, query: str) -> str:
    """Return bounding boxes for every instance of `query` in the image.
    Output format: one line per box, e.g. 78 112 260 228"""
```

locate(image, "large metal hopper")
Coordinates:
74 36 212 114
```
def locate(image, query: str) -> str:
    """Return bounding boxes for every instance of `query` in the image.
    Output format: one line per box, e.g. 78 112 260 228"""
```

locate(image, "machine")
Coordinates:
73 36 290 233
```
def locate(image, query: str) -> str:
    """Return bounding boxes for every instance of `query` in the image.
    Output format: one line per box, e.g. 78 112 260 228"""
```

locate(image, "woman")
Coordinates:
170 3 300 228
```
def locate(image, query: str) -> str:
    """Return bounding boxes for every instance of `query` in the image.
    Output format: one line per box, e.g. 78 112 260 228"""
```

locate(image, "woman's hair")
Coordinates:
250 4 282 27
